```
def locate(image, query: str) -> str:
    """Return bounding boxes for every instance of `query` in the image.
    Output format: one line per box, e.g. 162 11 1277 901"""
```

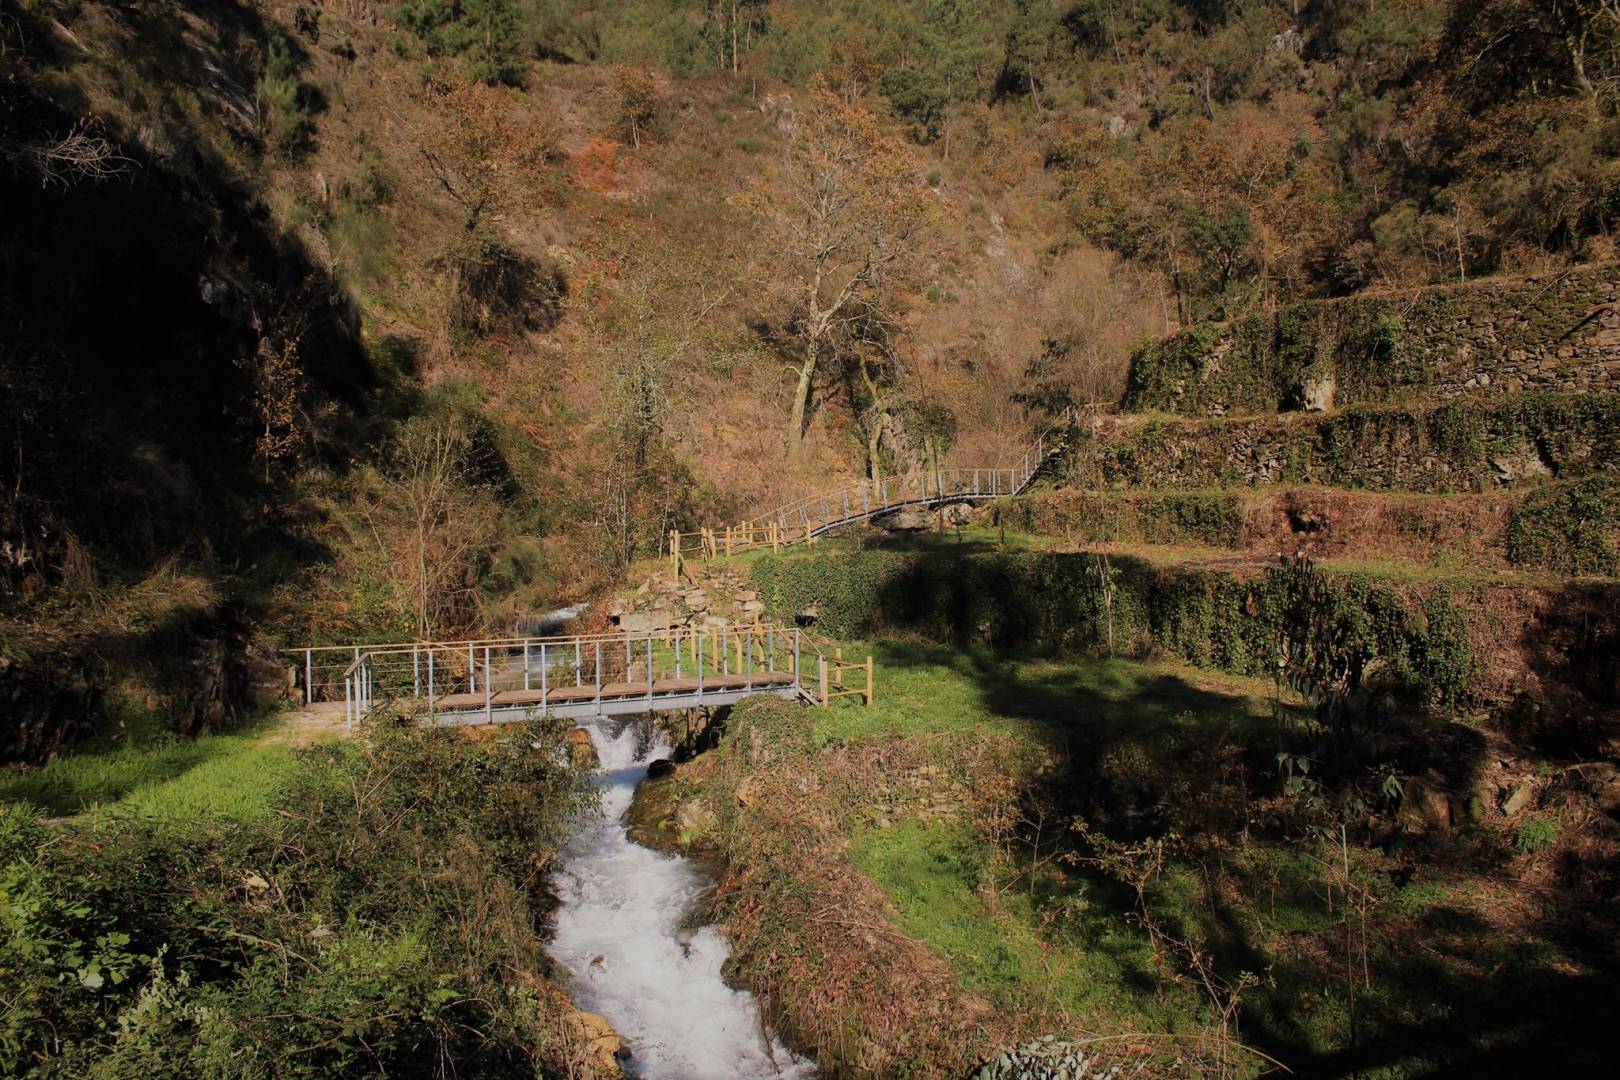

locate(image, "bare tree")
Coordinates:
774 82 929 458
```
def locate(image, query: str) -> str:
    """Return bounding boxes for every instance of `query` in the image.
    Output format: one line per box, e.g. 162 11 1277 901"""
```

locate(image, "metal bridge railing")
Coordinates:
295 623 873 727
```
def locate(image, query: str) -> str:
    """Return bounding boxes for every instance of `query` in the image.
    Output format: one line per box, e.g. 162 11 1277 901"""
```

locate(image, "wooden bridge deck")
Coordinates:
430 671 796 712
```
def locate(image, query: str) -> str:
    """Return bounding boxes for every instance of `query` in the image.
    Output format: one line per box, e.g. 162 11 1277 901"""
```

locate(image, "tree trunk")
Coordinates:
786 340 818 457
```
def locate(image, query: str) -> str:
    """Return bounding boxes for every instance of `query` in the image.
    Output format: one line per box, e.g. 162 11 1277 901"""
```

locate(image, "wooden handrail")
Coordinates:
669 408 1077 565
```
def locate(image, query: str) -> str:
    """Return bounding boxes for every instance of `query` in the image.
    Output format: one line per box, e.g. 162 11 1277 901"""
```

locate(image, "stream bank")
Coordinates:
546 715 815 1079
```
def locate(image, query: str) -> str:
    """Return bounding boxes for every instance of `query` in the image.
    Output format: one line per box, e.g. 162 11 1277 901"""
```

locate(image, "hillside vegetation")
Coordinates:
7 0 1620 751
5 2 1620 1076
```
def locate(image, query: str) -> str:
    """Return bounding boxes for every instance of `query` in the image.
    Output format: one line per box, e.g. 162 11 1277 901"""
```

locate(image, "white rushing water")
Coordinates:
547 718 815 1080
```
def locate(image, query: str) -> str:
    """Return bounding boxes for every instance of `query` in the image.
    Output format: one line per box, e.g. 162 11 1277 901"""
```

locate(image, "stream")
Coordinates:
547 717 816 1079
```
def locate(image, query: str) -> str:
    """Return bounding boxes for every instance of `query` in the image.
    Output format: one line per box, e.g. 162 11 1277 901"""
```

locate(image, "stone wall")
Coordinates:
1062 392 1620 494
1124 264 1620 416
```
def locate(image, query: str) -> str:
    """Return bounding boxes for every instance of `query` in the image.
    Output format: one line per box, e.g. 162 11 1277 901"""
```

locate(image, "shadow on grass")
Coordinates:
0 712 285 816
855 635 1614 1078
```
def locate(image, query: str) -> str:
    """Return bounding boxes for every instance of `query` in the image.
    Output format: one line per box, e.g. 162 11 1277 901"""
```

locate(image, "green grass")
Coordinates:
813 637 1275 747
0 716 304 822
849 820 1200 1034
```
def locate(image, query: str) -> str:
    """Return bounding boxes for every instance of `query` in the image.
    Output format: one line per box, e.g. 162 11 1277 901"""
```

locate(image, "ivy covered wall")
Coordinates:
751 548 1481 707
1124 265 1620 417
1062 392 1620 494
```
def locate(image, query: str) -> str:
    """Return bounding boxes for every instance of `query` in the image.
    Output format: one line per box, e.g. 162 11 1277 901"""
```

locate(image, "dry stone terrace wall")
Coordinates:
1124 264 1620 417
1062 392 1620 494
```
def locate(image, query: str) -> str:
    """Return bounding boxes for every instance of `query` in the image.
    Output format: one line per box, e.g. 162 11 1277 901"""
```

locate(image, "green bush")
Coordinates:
1514 817 1559 854
0 721 594 1076
1505 476 1620 574
993 491 1247 548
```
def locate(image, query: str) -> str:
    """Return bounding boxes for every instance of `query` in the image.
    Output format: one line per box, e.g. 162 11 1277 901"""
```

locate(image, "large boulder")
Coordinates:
876 510 933 532
1399 779 1455 834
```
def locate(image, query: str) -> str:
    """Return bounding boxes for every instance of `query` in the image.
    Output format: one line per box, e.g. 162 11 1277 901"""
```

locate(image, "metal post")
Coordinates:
540 643 549 716
647 638 654 707
345 676 353 731
305 649 314 706
625 637 632 680
468 644 476 693
575 642 582 686
413 647 421 698
483 646 492 724
428 650 436 720
523 642 531 692
593 642 602 712
697 635 705 700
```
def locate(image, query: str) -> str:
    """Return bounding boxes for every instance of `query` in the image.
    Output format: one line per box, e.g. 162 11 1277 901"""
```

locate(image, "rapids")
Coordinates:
546 717 815 1079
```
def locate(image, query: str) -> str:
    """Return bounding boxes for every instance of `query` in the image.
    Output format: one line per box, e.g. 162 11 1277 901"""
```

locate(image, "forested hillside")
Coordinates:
4 0 1618 743
4 3 1620 1076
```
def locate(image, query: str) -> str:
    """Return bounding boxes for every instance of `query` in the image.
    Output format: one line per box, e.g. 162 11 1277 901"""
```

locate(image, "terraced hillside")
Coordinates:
643 270 1620 1077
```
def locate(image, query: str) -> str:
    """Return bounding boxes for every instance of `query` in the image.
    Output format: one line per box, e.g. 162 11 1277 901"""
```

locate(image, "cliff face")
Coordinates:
0 1 370 759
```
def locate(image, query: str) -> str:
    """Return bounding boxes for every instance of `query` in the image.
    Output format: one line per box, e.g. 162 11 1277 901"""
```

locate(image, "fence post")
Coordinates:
594 642 602 712
670 529 680 573
793 628 801 683
540 643 548 717
647 638 655 707
818 655 829 707
428 650 436 721
483 646 492 724
697 634 705 700
344 676 353 731
522 642 530 692
304 649 314 706
575 642 582 686
865 656 874 707
675 629 683 679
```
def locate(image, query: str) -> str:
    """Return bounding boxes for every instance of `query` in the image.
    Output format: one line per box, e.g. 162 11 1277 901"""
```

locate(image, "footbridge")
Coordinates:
294 623 872 729
668 408 1076 568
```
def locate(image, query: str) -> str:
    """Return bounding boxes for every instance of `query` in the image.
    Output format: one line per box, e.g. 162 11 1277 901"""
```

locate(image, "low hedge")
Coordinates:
991 490 1248 548
753 549 1478 707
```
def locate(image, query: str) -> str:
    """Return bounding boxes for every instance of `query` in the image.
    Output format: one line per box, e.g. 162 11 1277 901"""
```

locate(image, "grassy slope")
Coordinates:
685 622 1614 1077
0 712 312 821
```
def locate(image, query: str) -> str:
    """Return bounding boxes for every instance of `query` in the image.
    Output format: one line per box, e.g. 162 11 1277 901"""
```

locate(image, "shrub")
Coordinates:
1505 476 1620 574
751 548 1477 706
0 721 597 1076
1514 817 1559 855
